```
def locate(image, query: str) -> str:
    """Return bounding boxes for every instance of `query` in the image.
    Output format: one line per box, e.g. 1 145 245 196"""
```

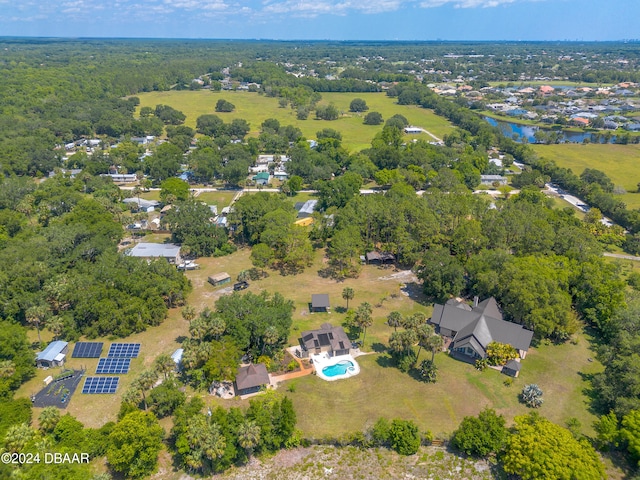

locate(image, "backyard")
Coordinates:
17 248 602 441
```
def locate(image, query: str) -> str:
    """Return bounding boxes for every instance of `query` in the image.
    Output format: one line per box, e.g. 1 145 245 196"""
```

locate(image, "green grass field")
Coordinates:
532 143 640 208
135 91 454 152
193 191 236 208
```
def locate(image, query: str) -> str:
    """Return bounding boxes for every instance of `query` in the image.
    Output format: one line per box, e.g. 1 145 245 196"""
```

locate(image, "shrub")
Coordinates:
389 419 421 455
521 384 544 408
451 408 507 457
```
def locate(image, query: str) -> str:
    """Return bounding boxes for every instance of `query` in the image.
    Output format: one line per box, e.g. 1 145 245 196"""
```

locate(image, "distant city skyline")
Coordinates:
0 0 637 41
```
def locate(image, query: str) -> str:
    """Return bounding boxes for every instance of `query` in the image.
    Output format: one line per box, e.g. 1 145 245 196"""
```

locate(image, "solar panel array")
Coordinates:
96 358 131 374
71 342 104 358
82 377 120 394
107 343 141 358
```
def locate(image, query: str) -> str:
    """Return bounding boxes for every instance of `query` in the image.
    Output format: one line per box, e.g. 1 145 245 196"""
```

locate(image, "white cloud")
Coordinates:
421 0 520 7
262 0 404 17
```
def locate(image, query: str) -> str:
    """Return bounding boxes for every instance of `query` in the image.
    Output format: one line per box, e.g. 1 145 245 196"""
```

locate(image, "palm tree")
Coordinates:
415 324 435 361
185 415 226 472
154 353 176 380
0 360 16 378
38 406 61 433
4 423 35 453
387 311 403 332
132 185 142 208
418 359 438 383
25 305 48 343
181 304 197 325
46 315 64 340
189 317 208 342
261 325 280 355
389 330 417 356
209 317 226 340
401 312 426 332
342 287 355 310
354 302 373 345
427 334 444 362
122 385 142 407
133 369 158 410
237 420 261 460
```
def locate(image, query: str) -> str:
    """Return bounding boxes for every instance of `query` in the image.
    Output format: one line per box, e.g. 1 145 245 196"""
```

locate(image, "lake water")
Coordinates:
483 116 615 144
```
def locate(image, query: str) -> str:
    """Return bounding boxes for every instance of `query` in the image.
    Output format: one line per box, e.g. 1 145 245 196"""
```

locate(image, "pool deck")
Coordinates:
311 353 360 382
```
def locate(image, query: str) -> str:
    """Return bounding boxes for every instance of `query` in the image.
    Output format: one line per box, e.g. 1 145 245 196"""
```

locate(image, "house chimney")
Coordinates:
473 296 479 307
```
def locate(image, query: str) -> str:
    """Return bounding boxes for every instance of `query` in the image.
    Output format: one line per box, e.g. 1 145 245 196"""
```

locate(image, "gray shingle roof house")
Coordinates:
36 341 69 368
311 294 330 312
430 297 533 361
299 323 351 358
235 363 270 395
126 243 182 264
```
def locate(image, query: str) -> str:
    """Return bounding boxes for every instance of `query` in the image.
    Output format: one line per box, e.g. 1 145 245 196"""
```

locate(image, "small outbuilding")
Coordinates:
36 341 69 368
235 363 270 396
311 294 330 313
171 349 184 370
208 272 231 287
502 359 522 378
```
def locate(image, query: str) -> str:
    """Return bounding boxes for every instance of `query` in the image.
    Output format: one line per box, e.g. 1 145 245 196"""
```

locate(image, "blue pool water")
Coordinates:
322 360 354 377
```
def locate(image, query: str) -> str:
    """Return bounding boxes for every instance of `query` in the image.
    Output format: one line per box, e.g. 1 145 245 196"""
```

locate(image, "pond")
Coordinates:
483 116 616 144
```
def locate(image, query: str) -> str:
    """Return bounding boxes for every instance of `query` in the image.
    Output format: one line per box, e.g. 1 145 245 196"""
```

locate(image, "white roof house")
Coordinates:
126 243 182 264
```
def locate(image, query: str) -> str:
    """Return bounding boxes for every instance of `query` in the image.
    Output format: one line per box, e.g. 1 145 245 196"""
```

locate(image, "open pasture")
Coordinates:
135 90 454 151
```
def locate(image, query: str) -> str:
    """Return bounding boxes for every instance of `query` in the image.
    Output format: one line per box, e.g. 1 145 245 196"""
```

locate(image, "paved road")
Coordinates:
545 184 614 227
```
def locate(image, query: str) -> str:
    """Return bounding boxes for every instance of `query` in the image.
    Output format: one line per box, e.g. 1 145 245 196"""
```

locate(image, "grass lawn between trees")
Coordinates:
531 143 640 208
135 90 454 152
18 248 602 444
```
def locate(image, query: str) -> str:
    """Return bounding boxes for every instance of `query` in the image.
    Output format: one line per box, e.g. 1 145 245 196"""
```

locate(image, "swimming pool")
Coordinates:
322 360 355 377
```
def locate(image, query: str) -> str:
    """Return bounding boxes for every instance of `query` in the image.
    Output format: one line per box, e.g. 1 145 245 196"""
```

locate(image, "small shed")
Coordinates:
36 341 69 368
235 363 270 396
311 294 330 313
502 359 521 378
208 272 231 287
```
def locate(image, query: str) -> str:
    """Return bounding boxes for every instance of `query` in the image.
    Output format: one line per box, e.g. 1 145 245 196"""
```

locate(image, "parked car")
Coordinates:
233 281 249 291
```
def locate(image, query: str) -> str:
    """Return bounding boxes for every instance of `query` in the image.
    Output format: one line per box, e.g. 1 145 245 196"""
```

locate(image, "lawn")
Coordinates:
135 91 454 152
192 190 237 208
278 329 601 439
16 248 602 441
531 143 640 207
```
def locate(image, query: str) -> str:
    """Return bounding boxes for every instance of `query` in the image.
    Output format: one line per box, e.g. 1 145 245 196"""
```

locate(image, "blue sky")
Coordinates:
0 0 637 40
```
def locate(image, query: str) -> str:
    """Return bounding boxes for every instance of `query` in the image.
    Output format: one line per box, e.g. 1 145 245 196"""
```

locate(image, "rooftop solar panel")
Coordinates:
71 342 104 358
96 358 131 374
82 377 119 394
107 343 140 358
